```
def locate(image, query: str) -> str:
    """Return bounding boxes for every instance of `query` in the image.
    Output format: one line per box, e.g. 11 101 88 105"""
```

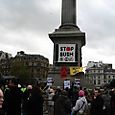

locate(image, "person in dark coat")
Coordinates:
52 87 61 115
90 88 104 115
102 90 111 115
54 89 72 115
21 84 33 115
110 88 115 115
3 79 22 115
26 86 44 115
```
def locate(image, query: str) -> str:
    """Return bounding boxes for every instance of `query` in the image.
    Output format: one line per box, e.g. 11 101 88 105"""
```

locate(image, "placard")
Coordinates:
58 44 76 62
64 80 71 89
47 77 53 86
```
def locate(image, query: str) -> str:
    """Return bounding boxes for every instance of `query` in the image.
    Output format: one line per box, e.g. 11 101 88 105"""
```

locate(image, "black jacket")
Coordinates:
90 95 104 115
54 94 72 115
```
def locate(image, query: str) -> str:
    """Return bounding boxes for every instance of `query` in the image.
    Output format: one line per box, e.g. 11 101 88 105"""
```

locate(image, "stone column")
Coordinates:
61 0 76 26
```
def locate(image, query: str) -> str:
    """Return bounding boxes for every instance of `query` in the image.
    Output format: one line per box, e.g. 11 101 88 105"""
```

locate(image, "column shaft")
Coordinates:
61 0 76 26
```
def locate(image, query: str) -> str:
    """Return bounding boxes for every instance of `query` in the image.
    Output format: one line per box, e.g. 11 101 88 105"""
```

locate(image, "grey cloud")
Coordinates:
0 0 115 65
78 0 115 48
0 0 60 34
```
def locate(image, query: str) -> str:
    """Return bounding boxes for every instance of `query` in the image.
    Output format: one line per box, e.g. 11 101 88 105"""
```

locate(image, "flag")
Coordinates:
70 67 83 76
60 66 67 79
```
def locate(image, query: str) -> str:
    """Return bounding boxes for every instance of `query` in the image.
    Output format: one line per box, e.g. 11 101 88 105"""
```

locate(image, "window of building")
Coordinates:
104 76 106 79
108 80 111 83
93 75 96 79
94 80 96 85
98 80 100 85
113 76 115 79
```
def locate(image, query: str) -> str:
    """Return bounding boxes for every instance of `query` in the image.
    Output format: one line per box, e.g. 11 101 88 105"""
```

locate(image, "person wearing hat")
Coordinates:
72 90 88 115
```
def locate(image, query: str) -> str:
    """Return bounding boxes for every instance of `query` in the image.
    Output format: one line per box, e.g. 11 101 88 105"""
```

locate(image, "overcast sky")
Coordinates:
0 0 115 68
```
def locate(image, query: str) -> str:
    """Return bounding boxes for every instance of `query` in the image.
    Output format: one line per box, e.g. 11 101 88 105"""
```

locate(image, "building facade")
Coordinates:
0 51 12 76
85 61 115 87
0 51 49 83
0 51 12 60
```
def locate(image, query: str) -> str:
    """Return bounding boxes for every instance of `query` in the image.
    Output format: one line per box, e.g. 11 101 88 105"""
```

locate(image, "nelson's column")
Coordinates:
48 0 86 87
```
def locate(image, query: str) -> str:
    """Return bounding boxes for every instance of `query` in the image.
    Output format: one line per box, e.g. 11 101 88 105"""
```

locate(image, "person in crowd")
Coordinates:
21 84 33 115
72 90 88 115
0 89 4 109
48 88 55 115
70 86 79 107
52 87 62 115
3 79 22 115
102 89 111 115
110 88 115 115
0 88 4 115
90 88 104 115
26 85 44 115
54 89 72 115
53 87 62 102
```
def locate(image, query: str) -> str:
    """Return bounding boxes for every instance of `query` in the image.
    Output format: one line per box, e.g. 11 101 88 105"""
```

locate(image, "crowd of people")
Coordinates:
0 79 44 115
0 79 115 115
